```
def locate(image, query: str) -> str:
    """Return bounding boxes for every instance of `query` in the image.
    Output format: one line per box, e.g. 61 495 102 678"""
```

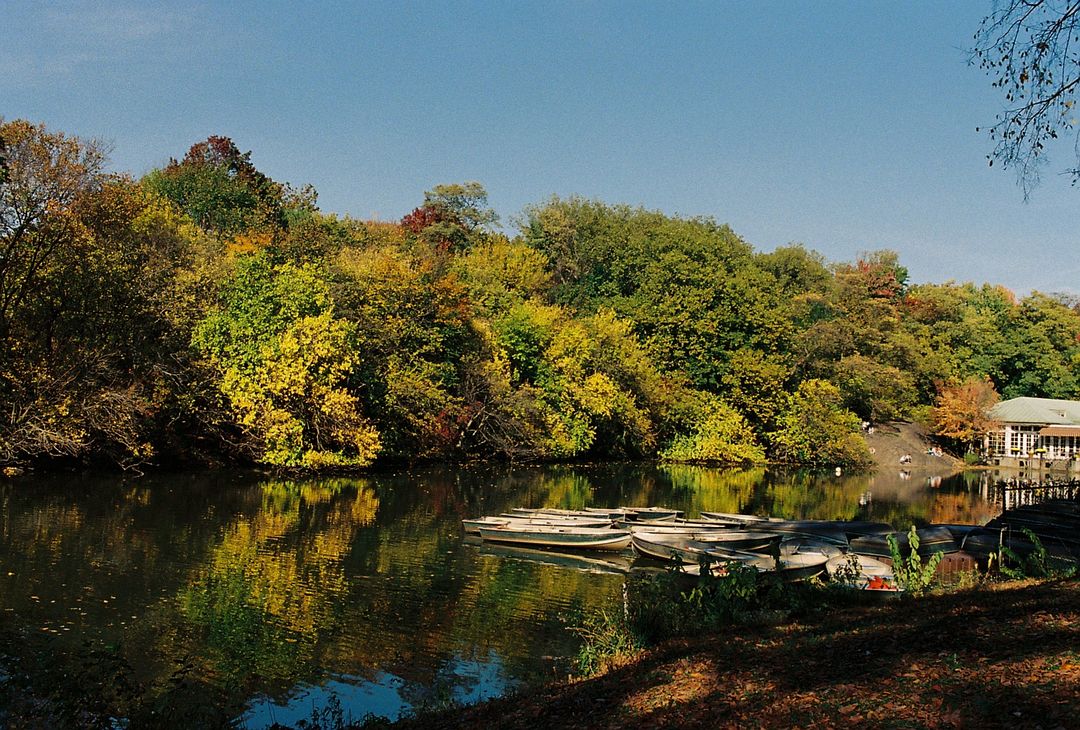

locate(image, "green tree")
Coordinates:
143 136 291 236
401 181 496 254
660 393 765 464
770 379 871 466
831 354 918 423
520 197 790 390
194 253 380 467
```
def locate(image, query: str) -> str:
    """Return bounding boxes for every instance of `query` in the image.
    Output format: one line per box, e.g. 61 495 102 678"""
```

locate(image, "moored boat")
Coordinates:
463 515 613 534
512 507 625 520
631 531 781 563
776 537 846 559
756 521 850 545
700 511 779 524
618 520 742 534
849 526 959 559
620 507 683 522
477 524 632 551
825 553 900 592
698 514 849 544
961 526 1079 563
771 551 831 582
701 545 829 581
834 521 894 539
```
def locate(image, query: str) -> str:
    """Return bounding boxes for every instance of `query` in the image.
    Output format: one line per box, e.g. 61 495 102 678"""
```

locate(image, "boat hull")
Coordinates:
478 526 632 551
463 516 613 534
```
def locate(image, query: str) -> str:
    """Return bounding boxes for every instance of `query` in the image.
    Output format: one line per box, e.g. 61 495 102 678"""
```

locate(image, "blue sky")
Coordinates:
4 1 1078 294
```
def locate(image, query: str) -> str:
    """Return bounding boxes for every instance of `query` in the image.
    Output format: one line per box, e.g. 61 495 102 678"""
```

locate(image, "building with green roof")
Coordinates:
985 397 1080 470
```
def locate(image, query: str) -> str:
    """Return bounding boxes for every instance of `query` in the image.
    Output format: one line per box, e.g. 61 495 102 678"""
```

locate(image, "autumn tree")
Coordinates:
143 136 292 236
930 376 1002 451
193 253 381 468
972 1 1080 194
401 181 496 254
0 119 106 338
331 243 476 458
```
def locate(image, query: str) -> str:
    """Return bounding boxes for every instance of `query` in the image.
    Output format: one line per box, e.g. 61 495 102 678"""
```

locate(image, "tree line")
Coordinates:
2 119 1077 471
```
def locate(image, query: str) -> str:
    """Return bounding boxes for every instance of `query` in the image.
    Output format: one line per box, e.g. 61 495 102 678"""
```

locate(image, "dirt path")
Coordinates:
865 421 963 472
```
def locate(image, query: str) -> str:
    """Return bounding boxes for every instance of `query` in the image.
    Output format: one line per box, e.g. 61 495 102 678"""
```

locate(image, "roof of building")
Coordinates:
988 397 1080 425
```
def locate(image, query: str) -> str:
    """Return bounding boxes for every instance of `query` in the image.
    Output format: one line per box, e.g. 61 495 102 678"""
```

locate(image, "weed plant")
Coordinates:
887 526 942 597
572 609 642 676
574 561 817 676
999 528 1078 580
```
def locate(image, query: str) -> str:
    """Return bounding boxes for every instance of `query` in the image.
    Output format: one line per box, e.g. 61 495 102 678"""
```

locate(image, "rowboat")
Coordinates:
934 524 983 543
849 526 959 559
698 514 850 544
770 552 830 582
635 538 829 581
700 511 779 524
617 521 744 534
673 552 777 575
511 507 625 520
754 522 850 545
988 510 1080 534
833 521 895 539
673 518 746 528
825 554 900 592
631 531 782 563
477 524 632 551
498 512 613 523
961 527 1079 562
700 546 829 581
777 537 846 559
699 514 891 541
462 516 613 534
619 507 683 522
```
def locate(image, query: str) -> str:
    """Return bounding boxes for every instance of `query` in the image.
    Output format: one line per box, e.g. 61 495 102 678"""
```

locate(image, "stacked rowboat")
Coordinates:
463 500 1080 589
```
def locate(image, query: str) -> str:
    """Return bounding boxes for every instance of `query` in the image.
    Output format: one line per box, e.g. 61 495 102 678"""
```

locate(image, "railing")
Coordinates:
994 477 1080 510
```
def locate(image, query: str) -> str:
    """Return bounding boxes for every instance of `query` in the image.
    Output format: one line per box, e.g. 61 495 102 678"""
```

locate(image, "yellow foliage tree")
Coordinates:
220 312 381 468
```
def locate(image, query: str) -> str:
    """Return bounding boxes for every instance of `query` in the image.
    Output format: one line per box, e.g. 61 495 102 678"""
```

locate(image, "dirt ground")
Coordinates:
865 421 964 472
391 578 1080 730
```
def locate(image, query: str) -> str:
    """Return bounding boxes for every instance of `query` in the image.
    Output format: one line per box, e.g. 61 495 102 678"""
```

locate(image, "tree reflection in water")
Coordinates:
0 464 993 725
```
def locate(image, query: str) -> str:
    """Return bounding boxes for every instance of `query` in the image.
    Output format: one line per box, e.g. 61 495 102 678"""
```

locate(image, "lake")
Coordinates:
0 463 1000 726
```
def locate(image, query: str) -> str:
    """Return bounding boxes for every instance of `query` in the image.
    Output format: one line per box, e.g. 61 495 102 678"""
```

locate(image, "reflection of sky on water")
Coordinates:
241 654 514 729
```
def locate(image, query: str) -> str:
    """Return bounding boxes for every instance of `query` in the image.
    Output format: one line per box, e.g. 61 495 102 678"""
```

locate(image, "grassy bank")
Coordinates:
383 577 1080 730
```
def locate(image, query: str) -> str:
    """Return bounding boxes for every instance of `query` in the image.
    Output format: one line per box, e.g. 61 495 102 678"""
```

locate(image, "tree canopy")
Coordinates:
1 119 1074 471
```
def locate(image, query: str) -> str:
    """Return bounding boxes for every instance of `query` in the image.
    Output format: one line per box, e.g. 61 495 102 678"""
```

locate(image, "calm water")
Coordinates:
0 464 999 725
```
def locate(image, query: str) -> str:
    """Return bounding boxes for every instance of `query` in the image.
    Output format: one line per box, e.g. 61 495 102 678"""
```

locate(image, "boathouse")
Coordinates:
984 396 1080 470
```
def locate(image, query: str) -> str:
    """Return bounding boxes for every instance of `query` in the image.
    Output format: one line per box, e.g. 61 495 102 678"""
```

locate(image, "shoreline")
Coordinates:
380 577 1080 730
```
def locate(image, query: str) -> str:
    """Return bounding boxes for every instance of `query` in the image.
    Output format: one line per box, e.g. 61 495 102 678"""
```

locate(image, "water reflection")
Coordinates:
0 464 997 726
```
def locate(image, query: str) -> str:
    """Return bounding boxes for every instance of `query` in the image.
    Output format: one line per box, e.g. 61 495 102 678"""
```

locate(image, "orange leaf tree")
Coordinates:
929 376 1001 450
